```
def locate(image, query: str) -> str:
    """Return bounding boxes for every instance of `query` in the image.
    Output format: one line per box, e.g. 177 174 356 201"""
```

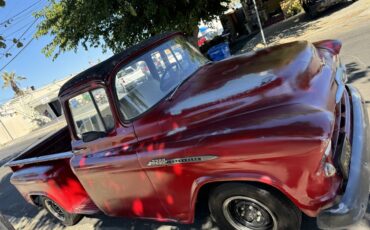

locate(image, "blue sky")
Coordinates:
0 0 113 103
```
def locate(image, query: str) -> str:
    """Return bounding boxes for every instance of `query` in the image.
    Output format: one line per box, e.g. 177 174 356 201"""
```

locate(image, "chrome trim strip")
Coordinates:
335 66 346 104
5 151 73 167
147 155 218 167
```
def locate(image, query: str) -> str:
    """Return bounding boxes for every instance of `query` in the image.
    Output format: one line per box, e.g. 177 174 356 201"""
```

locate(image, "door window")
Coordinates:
69 88 114 138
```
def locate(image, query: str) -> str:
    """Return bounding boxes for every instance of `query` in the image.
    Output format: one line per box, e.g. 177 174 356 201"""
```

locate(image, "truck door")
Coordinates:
67 87 168 219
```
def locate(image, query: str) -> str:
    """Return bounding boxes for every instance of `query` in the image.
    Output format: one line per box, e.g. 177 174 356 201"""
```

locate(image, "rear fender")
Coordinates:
27 192 69 212
10 160 98 214
17 185 83 214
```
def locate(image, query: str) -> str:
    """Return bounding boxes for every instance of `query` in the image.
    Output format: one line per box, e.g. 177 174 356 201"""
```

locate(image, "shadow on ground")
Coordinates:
237 15 318 53
92 213 216 230
345 62 370 84
233 2 355 54
312 2 354 20
1 165 370 230
1 162 369 230
0 169 65 230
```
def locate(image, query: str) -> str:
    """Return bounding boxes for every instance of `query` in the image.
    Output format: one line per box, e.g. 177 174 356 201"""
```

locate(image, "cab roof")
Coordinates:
58 32 181 97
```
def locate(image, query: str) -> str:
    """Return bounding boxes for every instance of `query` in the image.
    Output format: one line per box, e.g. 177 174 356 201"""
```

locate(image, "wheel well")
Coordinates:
194 181 298 219
30 195 42 207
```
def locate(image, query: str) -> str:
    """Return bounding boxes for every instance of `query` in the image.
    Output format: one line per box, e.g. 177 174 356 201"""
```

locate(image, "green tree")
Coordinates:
35 0 230 59
0 0 6 50
1 71 26 97
0 0 24 57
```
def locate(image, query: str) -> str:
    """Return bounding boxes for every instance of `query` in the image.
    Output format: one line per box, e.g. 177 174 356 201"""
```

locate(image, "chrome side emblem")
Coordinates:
147 155 218 167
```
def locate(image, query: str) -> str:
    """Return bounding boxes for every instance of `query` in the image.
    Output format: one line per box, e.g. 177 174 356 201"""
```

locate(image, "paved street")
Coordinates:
1 1 370 229
240 0 370 116
0 119 66 166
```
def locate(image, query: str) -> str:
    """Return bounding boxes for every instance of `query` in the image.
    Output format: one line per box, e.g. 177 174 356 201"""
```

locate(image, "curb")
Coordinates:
237 12 307 53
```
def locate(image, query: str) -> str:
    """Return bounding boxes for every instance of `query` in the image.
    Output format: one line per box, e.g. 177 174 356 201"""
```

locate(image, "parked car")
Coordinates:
301 0 356 17
6 32 369 229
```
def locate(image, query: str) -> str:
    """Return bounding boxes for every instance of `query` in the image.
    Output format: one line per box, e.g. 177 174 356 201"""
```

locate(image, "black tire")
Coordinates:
41 197 83 226
208 183 301 230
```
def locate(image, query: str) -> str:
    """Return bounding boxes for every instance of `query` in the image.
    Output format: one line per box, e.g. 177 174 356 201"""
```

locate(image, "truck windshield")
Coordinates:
114 36 208 120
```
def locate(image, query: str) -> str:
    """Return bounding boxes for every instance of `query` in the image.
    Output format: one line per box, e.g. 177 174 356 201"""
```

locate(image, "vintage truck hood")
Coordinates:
163 40 337 140
168 41 323 115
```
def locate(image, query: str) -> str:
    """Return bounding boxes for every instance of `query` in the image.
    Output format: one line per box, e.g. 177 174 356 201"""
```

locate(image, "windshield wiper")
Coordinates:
167 80 183 101
167 62 212 101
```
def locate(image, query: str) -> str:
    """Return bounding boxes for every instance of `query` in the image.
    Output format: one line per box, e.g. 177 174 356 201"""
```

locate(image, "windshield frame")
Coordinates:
111 36 208 123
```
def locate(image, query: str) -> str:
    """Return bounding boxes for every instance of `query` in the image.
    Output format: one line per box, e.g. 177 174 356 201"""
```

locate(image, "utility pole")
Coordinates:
252 0 267 47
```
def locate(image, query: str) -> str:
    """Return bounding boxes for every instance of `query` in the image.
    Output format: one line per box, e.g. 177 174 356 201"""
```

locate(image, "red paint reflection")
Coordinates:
173 164 183 175
132 199 144 216
166 195 174 205
79 157 86 167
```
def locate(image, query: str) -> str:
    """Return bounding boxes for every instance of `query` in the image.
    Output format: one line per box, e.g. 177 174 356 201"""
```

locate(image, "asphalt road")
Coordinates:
1 1 370 229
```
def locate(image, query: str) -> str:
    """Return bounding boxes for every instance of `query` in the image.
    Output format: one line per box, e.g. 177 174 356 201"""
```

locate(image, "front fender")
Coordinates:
188 172 297 223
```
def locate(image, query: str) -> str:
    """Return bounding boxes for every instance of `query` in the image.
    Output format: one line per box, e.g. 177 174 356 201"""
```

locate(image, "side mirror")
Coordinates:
82 131 106 142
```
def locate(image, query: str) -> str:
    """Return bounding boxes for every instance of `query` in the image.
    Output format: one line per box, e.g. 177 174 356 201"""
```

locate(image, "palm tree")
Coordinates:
1 71 26 97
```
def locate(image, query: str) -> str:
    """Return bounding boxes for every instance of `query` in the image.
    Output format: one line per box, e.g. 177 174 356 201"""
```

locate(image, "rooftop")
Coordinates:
59 32 181 97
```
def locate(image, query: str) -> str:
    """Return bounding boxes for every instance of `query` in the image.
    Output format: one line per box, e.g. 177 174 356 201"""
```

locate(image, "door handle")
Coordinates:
72 147 87 154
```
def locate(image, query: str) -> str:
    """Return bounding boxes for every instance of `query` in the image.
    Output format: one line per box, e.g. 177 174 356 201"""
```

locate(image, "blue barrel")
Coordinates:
207 42 231 61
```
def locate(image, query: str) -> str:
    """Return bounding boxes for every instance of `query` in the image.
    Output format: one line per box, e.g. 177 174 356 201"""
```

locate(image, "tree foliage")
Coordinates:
280 0 303 18
0 1 24 58
0 0 6 50
1 71 26 97
35 0 230 59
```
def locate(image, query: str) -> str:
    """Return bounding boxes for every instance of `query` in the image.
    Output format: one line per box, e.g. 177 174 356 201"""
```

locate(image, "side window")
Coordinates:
69 88 114 138
91 88 115 131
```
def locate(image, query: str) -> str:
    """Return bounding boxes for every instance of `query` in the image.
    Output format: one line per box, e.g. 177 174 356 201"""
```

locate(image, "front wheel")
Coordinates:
208 183 301 230
42 197 83 226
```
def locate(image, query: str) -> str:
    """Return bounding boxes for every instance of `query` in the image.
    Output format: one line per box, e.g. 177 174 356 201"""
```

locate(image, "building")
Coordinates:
0 77 71 145
221 0 286 40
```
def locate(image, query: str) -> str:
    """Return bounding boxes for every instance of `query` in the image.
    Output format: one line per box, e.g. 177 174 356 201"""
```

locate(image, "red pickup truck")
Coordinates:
6 32 369 229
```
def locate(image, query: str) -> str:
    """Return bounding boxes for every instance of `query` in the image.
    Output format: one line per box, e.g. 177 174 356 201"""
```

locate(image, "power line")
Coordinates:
0 0 43 26
0 37 34 72
0 14 33 33
3 22 34 39
0 18 39 60
0 1 44 34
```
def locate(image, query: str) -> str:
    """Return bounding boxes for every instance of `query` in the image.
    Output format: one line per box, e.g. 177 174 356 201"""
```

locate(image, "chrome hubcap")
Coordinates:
45 199 65 221
222 196 277 230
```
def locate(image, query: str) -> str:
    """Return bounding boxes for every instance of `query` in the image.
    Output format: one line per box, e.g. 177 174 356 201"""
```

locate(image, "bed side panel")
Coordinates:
10 158 98 214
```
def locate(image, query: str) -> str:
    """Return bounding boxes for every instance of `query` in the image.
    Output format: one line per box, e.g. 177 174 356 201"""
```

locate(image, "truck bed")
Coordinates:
5 126 72 167
6 126 99 215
